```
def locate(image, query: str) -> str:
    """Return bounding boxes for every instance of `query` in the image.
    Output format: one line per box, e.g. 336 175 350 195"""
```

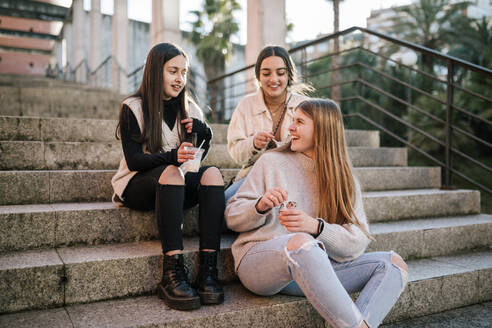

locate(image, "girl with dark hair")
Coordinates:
226 99 408 328
225 45 313 202
112 43 224 311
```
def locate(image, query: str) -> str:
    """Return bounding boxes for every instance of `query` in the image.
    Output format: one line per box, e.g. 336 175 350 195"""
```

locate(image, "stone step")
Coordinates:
381 301 492 328
0 189 480 252
0 74 103 88
0 169 237 206
0 116 226 144
0 246 490 322
364 189 480 222
0 141 407 170
0 86 122 119
1 115 380 147
0 166 441 205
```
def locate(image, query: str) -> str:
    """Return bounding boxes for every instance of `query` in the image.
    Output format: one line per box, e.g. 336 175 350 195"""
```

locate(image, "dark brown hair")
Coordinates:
254 45 313 94
116 43 189 153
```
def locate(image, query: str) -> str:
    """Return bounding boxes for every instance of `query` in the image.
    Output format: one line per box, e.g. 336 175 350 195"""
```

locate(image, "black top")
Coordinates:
119 103 213 172
163 98 178 130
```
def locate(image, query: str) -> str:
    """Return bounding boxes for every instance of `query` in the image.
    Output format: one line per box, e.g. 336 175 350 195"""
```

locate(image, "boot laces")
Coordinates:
166 256 190 288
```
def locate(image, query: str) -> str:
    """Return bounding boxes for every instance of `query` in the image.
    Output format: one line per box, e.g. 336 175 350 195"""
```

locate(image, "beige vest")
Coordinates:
111 96 204 204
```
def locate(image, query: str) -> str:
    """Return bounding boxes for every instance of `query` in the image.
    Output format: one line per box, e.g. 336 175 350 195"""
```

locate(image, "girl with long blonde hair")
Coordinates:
226 99 407 327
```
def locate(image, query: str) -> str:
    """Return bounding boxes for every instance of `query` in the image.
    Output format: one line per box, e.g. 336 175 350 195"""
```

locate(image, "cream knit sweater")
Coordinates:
225 148 371 272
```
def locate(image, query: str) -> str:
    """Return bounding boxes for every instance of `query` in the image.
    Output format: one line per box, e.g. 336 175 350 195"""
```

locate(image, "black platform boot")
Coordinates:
194 251 224 304
157 254 201 311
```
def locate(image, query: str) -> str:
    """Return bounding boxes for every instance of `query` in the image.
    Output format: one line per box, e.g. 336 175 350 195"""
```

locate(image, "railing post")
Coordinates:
444 61 455 189
301 48 307 82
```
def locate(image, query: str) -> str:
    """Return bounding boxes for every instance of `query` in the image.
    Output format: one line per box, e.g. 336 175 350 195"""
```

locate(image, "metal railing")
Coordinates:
207 26 492 206
52 55 208 106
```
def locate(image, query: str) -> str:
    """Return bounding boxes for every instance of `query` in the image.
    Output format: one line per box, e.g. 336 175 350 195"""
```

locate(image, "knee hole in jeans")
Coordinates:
286 233 315 251
391 251 408 287
391 252 408 272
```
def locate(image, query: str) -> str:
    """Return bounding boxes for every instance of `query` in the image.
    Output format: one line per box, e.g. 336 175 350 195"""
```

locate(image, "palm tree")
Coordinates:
326 0 344 103
188 0 241 122
392 0 471 74
448 16 492 69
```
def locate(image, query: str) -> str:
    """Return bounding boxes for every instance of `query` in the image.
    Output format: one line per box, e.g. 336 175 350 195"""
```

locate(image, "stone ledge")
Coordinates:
0 141 407 170
1 116 379 147
0 217 490 313
0 250 491 326
0 190 482 252
0 167 440 205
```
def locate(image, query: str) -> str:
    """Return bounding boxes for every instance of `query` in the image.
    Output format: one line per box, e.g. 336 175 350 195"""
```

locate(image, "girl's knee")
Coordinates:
391 252 408 273
286 233 315 251
158 165 184 185
200 166 224 186
391 251 408 287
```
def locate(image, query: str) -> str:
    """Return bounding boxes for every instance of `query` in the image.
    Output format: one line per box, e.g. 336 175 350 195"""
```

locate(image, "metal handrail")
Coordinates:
358 62 447 105
90 55 112 76
354 77 491 148
360 47 448 84
453 83 492 104
210 26 491 84
303 63 359 80
344 111 491 195
204 25 491 202
301 46 362 66
356 78 445 124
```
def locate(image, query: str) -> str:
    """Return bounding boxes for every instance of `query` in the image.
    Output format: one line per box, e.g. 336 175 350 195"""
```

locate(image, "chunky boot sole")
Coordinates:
157 284 201 311
198 290 225 305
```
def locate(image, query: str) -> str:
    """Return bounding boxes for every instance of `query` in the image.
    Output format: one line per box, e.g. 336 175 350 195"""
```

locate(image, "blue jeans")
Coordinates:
225 178 245 203
237 234 407 328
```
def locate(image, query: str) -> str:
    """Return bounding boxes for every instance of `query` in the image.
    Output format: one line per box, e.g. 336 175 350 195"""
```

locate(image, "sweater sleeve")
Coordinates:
317 178 370 261
191 118 212 160
227 102 265 165
188 101 212 160
120 105 179 171
225 156 272 232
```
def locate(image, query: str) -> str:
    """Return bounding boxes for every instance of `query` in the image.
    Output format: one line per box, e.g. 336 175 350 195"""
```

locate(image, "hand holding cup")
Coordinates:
177 142 195 163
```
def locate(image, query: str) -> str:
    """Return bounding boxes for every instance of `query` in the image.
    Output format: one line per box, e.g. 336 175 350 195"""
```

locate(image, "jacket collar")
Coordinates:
252 88 295 118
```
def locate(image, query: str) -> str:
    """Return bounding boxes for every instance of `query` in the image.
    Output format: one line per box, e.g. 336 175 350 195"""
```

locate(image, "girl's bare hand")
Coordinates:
278 209 318 234
181 118 193 133
253 131 275 150
177 142 195 163
256 188 288 213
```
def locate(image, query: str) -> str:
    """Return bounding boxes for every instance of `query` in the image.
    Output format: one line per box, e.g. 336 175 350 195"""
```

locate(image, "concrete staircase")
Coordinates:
0 85 491 327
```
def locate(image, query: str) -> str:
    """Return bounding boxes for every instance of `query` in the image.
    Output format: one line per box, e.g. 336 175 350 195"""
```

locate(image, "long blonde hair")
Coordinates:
297 99 373 239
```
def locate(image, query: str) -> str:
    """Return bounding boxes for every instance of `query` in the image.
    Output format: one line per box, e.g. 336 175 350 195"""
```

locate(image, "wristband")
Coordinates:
313 218 324 238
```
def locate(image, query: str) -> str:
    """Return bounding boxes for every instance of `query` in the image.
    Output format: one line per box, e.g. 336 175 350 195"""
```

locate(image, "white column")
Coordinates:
54 39 63 73
72 0 86 82
150 0 180 47
63 24 72 70
89 0 103 84
112 0 128 94
245 0 286 92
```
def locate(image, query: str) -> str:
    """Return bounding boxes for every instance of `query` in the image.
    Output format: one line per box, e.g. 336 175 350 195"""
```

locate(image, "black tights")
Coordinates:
122 165 225 253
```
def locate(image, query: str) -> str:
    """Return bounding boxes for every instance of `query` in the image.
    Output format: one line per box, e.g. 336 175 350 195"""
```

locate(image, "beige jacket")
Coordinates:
227 89 309 181
111 96 204 204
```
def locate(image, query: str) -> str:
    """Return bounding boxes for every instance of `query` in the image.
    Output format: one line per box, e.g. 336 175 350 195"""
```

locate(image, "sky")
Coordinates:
82 0 414 44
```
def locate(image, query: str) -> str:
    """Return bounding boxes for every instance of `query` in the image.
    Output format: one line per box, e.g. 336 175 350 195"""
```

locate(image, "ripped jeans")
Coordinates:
237 234 407 328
